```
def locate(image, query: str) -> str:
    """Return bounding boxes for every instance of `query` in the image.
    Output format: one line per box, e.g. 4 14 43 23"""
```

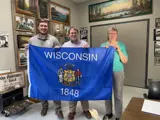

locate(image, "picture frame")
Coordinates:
0 33 9 48
80 27 88 41
15 14 35 32
89 0 152 22
52 23 64 36
50 1 70 25
154 29 160 41
154 41 160 57
64 25 70 42
52 23 65 45
17 35 32 49
15 0 36 16
38 0 49 19
154 57 160 66
155 18 160 28
18 49 27 67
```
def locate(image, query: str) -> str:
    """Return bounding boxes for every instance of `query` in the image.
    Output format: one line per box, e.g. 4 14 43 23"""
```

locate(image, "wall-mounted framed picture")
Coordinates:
38 0 49 19
64 25 70 42
15 14 35 32
154 57 160 66
18 49 27 67
52 23 64 36
15 0 36 16
154 41 160 57
89 0 152 22
154 29 160 41
155 18 160 28
0 33 9 48
52 23 65 45
50 1 70 25
17 35 32 49
80 27 88 41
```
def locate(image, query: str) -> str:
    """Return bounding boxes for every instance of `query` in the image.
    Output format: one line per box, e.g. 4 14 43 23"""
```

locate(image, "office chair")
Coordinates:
143 79 160 100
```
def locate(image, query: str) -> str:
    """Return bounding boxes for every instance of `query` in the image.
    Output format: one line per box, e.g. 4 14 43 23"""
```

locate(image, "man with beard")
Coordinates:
62 27 92 120
26 18 63 119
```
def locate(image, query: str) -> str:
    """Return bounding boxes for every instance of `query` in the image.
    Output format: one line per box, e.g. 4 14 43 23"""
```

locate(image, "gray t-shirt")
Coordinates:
29 34 60 48
62 40 88 47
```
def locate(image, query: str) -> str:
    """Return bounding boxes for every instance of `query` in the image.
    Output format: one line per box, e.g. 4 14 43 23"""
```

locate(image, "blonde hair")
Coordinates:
107 27 118 40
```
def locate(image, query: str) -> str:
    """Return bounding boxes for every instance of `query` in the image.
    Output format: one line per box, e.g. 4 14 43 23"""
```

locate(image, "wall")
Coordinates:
0 0 16 72
78 0 160 81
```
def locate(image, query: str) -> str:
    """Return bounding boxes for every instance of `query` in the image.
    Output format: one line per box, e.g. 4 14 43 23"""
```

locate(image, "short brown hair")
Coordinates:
68 27 79 34
38 18 49 26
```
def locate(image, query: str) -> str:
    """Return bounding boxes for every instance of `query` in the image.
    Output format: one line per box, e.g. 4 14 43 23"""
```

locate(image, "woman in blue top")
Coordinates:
100 27 128 120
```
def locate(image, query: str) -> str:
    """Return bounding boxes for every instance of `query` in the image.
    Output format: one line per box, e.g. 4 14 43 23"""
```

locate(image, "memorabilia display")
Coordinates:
89 0 152 22
50 1 70 25
0 71 25 93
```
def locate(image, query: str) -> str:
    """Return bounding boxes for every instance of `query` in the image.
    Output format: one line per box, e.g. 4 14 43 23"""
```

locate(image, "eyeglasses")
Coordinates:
109 32 117 35
70 32 77 35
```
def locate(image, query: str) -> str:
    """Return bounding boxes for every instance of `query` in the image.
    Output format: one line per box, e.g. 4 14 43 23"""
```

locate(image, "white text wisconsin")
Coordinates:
44 52 98 61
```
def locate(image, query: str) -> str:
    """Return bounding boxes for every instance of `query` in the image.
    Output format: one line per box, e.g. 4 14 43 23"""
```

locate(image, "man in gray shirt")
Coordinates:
62 27 92 120
28 19 63 119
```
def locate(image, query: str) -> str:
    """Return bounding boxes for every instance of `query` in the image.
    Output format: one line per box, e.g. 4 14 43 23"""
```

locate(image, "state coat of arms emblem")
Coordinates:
57 63 82 86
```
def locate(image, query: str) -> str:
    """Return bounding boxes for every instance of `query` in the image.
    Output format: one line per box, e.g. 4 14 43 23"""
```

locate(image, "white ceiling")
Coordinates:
72 0 90 3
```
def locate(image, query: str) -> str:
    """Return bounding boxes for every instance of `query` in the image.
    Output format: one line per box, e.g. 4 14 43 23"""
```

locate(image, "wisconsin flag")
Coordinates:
28 45 115 101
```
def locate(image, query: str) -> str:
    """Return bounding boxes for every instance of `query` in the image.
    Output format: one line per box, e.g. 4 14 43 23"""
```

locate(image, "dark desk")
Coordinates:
121 97 160 120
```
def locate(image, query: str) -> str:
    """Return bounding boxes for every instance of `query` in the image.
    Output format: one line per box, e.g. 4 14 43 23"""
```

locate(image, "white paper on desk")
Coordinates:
142 99 160 116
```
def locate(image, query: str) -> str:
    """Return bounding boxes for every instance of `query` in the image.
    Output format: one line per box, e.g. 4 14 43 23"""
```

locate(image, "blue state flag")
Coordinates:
28 45 115 101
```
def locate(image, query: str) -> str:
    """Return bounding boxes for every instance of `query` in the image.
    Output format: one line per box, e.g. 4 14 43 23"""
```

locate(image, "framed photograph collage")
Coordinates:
154 18 160 66
14 0 36 67
13 0 71 67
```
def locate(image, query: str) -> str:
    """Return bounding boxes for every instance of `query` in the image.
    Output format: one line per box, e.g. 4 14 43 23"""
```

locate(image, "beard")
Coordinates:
70 38 78 43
